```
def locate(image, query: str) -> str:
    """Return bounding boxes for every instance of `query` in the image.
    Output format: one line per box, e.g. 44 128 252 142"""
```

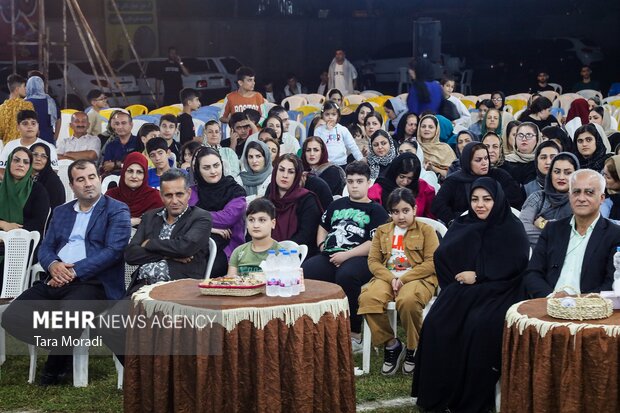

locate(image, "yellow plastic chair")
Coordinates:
99 108 128 120
296 105 321 117
505 99 528 114
364 95 393 106
125 104 148 117
61 109 79 115
149 106 182 116
343 95 365 106
460 98 476 110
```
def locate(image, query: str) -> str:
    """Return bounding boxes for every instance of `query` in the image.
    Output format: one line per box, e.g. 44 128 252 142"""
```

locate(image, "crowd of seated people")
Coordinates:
1 59 620 413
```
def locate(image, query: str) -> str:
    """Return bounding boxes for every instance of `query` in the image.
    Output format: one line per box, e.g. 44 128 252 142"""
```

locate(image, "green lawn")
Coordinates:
0 338 418 412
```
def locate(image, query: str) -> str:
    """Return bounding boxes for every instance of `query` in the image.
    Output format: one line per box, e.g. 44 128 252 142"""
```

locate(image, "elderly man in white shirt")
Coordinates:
56 111 101 161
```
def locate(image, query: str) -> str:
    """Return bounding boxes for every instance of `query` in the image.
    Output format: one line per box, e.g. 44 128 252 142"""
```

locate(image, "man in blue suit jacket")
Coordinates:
1 159 131 385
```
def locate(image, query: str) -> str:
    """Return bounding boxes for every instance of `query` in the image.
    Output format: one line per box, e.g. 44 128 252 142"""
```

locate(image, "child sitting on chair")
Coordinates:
227 198 281 276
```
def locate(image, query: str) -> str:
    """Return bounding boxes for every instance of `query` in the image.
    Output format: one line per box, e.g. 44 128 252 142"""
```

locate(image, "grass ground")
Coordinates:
0 337 419 412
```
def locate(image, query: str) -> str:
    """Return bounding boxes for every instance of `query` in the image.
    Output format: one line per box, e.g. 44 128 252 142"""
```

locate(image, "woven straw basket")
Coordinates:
547 287 613 321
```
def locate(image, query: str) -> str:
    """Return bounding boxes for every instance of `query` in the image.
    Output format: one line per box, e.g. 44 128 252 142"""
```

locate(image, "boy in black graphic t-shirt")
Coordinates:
302 161 388 352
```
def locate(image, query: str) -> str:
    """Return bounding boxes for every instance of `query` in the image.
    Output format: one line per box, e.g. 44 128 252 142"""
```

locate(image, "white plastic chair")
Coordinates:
277 240 308 264
305 94 326 105
576 89 603 102
101 175 120 193
130 119 148 136
548 83 563 94
204 238 217 279
57 159 75 202
281 95 308 111
57 112 73 141
288 119 307 144
360 90 382 98
415 217 448 238
343 95 365 106
0 230 41 367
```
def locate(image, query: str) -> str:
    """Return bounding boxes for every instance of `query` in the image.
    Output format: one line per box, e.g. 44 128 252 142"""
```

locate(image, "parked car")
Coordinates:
197 56 243 91
117 57 230 107
0 61 141 109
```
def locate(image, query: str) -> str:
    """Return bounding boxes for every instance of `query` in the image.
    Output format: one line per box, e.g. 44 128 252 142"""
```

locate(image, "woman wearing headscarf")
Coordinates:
268 154 322 257
383 97 408 135
105 152 163 227
523 140 560 198
393 112 418 145
416 114 456 179
437 114 456 145
432 142 523 226
367 130 397 180
412 177 529 413
503 120 521 155
406 58 443 115
447 131 475 175
237 140 273 201
504 122 541 185
573 123 611 172
301 136 345 196
589 106 620 150
25 76 59 145
190 147 247 277
0 147 50 290
541 125 573 153
368 152 436 218
481 132 509 172
601 155 620 223
480 108 503 139
521 152 579 247
30 142 65 213
565 98 590 139
397 139 440 191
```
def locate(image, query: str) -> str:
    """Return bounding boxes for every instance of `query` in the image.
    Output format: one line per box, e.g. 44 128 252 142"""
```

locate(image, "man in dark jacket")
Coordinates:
524 169 620 298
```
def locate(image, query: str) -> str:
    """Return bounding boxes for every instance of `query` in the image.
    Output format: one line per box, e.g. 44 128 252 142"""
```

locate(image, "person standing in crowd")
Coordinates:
304 161 388 353
359 187 439 376
525 169 620 297
178 88 201 145
86 89 108 138
25 76 59 145
406 58 442 115
220 67 265 124
328 49 357 96
56 111 101 161
317 71 329 96
0 74 34 145
1 159 131 385
159 47 190 106
413 177 529 412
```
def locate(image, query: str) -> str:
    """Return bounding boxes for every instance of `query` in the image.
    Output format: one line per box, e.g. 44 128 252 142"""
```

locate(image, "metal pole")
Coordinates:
65 0 104 90
38 0 44 73
63 0 67 107
109 0 157 106
11 0 16 72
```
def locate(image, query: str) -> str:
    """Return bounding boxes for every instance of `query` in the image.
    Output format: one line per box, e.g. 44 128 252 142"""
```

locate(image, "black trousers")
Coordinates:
302 254 372 334
1 278 109 374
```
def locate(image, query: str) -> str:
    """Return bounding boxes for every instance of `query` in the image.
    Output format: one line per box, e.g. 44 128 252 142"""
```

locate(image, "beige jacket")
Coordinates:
368 219 439 286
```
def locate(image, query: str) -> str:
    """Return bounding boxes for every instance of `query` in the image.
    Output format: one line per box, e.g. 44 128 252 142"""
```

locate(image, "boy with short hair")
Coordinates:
0 74 34 144
0 109 59 175
86 89 108 137
159 114 181 163
178 88 201 145
302 161 389 351
228 198 281 276
146 137 172 189
220 66 265 124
